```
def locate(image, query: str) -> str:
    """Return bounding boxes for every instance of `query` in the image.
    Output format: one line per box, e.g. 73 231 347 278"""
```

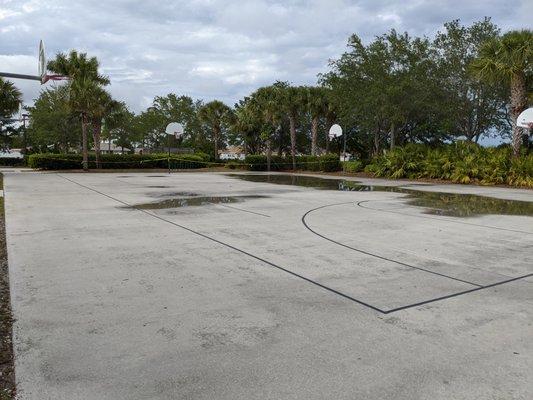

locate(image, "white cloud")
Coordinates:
0 0 530 111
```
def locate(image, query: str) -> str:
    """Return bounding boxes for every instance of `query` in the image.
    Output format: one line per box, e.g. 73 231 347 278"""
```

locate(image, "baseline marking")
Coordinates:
57 175 532 314
302 203 482 287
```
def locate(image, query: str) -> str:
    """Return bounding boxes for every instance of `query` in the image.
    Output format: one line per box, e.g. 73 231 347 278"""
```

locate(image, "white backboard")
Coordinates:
38 40 46 82
517 108 533 128
165 122 184 138
329 124 342 138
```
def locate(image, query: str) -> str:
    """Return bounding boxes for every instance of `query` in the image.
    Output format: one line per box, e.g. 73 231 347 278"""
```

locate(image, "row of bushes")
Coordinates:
240 154 342 172
27 153 211 170
365 143 533 187
0 157 25 167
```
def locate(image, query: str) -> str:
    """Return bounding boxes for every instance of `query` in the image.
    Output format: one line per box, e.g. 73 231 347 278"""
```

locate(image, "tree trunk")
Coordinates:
92 119 102 168
81 114 89 171
289 114 296 170
510 73 527 158
214 126 220 161
373 129 380 156
325 114 335 153
389 122 395 150
311 115 318 156
266 137 271 172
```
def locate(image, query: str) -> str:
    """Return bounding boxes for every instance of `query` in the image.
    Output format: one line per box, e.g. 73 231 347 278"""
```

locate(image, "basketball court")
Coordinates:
4 170 532 399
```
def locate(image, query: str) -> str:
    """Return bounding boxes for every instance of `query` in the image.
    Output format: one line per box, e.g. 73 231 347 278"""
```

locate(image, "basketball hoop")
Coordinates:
39 41 68 84
0 40 68 88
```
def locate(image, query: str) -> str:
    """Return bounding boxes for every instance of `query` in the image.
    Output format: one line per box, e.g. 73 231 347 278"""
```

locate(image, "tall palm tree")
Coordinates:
306 86 329 155
279 85 304 170
47 50 110 86
471 30 532 157
0 78 22 118
90 89 117 168
69 78 102 170
48 50 110 169
198 100 232 160
252 85 285 170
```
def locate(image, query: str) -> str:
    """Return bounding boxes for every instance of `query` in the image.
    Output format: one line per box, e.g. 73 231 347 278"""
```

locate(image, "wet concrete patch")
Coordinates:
127 195 267 210
228 174 533 218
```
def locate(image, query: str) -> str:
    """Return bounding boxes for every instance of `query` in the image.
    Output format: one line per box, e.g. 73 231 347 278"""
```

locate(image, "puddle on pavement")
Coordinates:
228 174 533 218
128 195 266 210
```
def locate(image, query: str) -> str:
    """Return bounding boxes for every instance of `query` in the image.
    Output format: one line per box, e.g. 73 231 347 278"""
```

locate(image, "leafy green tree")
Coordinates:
471 29 532 156
153 94 205 150
434 19 507 143
26 86 80 152
103 102 135 153
90 88 117 167
198 100 232 160
0 78 22 150
48 50 110 169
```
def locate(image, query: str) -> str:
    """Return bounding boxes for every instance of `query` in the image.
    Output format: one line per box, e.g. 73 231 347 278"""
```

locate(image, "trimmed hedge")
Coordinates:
243 153 342 172
365 143 533 188
342 160 364 173
27 153 210 170
0 157 25 167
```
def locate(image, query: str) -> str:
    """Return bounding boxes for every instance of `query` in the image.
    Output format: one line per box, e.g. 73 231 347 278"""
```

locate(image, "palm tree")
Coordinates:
251 85 286 171
0 78 22 118
198 100 232 160
471 30 532 157
90 89 117 168
279 85 304 170
47 50 110 86
69 78 102 170
306 86 329 155
48 50 110 169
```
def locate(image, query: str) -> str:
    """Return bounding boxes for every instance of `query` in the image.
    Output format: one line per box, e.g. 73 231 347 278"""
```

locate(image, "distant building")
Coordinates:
92 142 131 154
219 146 245 160
0 149 23 158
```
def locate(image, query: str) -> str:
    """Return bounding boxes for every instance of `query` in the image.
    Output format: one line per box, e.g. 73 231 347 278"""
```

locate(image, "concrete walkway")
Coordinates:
5 171 532 399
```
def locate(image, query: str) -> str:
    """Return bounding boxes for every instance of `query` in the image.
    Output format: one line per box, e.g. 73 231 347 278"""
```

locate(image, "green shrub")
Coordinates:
225 160 245 170
365 143 533 188
343 160 363 173
243 154 342 172
27 153 208 170
0 157 25 166
319 153 341 172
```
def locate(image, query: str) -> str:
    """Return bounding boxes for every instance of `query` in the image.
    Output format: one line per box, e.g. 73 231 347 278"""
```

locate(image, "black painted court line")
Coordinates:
208 202 271 217
56 174 386 314
383 272 533 313
57 174 533 315
357 200 533 235
302 203 483 287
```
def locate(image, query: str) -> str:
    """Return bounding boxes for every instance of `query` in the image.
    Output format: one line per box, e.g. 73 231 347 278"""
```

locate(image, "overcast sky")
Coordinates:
1 0 531 113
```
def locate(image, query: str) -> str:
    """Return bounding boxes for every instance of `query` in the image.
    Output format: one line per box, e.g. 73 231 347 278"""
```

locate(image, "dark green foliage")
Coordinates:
0 158 25 167
224 161 246 170
365 143 533 187
319 154 341 172
27 153 209 170
243 154 341 172
343 160 364 173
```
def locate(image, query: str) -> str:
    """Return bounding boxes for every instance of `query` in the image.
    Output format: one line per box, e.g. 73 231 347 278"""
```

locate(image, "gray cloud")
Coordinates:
1 0 531 111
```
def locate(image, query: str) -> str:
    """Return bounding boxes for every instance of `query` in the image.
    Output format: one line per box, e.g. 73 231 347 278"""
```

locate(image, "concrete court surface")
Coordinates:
4 170 533 400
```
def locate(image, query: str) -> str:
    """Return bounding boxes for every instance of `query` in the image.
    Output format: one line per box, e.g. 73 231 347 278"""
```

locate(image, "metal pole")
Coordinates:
0 72 41 81
167 134 171 174
343 129 347 174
